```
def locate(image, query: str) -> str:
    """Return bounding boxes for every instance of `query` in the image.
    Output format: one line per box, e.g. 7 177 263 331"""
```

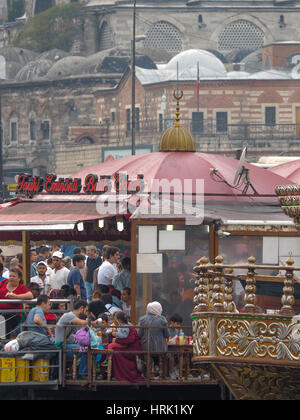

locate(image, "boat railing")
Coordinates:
60 324 218 389
193 255 300 315
192 255 300 400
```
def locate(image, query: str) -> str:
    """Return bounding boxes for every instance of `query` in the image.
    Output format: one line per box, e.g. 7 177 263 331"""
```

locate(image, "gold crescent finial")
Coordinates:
173 90 183 127
174 90 183 101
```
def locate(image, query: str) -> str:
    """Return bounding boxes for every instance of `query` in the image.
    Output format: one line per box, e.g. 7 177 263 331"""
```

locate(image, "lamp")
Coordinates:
117 220 124 232
166 225 174 231
77 222 84 232
98 219 105 229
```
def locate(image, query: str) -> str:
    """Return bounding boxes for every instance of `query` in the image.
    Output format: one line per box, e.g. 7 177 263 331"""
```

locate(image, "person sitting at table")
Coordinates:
168 313 183 379
0 268 33 338
138 301 169 376
107 311 143 383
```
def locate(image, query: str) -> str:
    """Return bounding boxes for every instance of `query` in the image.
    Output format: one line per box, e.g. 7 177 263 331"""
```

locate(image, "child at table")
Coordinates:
168 313 183 379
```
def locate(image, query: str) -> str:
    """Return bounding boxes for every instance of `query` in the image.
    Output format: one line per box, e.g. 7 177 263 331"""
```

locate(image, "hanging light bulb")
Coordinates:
117 220 124 232
77 222 84 232
98 219 104 229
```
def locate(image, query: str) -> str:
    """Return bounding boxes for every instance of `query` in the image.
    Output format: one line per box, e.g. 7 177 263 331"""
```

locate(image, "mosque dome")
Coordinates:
46 56 88 79
227 71 250 79
0 46 38 67
38 49 71 62
166 49 227 75
15 59 53 81
248 70 291 80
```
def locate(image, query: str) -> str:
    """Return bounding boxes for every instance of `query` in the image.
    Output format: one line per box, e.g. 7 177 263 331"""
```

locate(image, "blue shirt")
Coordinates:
67 268 87 301
26 307 48 336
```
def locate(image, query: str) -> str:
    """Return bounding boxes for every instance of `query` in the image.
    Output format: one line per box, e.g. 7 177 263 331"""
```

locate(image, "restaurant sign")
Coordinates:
17 173 144 197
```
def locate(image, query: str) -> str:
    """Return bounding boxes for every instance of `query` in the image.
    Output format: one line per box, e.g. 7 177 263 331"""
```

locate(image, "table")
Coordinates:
167 344 193 380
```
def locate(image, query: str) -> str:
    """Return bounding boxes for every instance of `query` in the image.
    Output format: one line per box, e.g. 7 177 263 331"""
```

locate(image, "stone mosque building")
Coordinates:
2 0 300 193
23 0 300 59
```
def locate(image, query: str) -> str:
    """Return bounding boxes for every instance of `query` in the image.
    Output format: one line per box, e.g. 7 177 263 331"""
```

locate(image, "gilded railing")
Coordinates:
191 256 300 399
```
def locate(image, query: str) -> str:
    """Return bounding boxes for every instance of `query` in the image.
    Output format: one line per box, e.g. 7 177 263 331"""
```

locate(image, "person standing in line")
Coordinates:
84 245 102 302
0 262 6 282
113 257 131 292
0 268 33 338
37 246 50 263
67 254 87 301
49 251 69 296
97 247 120 287
30 261 51 295
30 249 38 278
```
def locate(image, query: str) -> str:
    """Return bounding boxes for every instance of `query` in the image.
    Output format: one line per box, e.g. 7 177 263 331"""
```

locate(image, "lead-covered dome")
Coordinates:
166 49 227 75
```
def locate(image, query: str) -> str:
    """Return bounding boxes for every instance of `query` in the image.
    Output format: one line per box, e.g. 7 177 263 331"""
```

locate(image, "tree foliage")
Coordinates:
13 3 85 52
7 0 25 22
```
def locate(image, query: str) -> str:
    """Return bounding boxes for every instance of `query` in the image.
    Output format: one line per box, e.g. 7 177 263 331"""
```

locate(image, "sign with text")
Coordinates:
16 173 144 197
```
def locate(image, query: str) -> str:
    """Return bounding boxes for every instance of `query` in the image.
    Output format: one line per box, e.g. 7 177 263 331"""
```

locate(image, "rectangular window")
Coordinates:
111 112 115 124
159 114 164 132
191 112 204 133
135 107 140 132
10 121 17 142
41 120 50 140
216 112 228 132
126 109 130 133
29 119 36 140
265 107 276 126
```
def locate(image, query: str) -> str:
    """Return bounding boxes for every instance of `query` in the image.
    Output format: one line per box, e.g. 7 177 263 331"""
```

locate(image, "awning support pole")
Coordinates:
22 230 30 286
131 219 137 324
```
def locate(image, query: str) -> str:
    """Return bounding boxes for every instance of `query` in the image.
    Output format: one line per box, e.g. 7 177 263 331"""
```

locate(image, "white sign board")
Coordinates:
159 230 186 251
137 253 163 273
138 226 157 254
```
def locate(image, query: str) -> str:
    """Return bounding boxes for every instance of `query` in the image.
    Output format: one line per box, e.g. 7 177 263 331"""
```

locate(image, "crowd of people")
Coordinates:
0 245 187 382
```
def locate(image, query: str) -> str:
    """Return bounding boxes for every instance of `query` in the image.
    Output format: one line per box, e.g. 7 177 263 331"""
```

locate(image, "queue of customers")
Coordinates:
0 245 186 382
0 245 132 338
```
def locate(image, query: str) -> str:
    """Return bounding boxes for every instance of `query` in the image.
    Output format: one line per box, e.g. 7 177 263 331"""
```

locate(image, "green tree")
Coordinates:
7 0 25 22
13 3 85 52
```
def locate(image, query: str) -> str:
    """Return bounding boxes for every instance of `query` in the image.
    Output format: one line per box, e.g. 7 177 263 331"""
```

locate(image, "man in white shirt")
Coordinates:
30 261 51 295
97 246 120 286
49 251 70 292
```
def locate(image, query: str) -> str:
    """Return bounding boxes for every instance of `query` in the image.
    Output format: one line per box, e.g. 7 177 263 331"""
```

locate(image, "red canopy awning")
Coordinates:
0 200 103 230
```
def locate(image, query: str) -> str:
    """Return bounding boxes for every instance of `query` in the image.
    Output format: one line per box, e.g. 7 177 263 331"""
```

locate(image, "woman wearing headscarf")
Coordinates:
138 301 169 368
107 311 143 382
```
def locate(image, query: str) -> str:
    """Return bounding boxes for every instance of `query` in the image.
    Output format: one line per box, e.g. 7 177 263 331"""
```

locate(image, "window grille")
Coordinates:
265 107 276 126
216 112 228 132
192 112 204 134
143 21 182 53
218 20 264 51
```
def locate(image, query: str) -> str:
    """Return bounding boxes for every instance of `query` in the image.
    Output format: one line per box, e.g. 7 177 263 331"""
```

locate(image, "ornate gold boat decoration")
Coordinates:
192 255 300 400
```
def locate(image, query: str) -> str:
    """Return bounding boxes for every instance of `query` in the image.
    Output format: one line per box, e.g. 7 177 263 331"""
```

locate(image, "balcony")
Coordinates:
192 255 300 400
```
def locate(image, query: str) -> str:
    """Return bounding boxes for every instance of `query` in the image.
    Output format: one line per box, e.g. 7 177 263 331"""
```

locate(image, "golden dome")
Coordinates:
159 90 196 152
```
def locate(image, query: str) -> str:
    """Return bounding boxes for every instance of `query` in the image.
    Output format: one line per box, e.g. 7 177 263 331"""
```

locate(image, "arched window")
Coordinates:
218 20 264 51
98 22 114 51
79 137 94 145
143 21 182 54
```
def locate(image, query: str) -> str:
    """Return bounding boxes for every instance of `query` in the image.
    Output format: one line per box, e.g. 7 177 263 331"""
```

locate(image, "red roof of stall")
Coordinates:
269 159 300 183
65 152 291 199
0 152 293 233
